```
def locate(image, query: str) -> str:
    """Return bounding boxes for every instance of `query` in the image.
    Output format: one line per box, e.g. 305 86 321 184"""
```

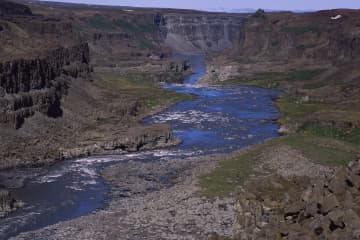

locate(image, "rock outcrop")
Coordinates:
0 1 32 16
60 124 181 160
0 188 22 218
0 43 91 128
236 159 360 240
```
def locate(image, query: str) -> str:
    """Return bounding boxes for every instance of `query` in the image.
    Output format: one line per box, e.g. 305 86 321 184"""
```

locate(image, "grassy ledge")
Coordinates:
199 149 260 198
199 134 359 198
217 69 326 89
98 72 194 110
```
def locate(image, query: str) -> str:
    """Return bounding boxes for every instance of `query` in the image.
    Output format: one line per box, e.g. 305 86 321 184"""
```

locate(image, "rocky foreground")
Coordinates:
237 159 360 239
4 142 357 240
9 152 241 240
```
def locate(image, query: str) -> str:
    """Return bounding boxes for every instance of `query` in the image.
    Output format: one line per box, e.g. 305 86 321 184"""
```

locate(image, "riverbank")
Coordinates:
11 131 359 239
194 45 360 238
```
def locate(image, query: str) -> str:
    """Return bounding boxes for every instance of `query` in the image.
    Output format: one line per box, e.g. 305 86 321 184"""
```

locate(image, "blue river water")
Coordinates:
0 55 280 239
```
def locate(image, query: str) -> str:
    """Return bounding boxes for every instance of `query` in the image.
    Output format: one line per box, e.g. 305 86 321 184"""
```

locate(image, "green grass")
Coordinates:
345 128 360 145
113 18 139 32
138 39 155 50
199 134 358 198
275 94 329 124
282 26 321 36
86 15 159 33
275 95 360 139
137 23 158 33
303 82 326 89
99 72 194 109
113 18 158 33
273 135 357 166
87 15 117 30
302 123 346 139
287 69 325 81
219 69 325 88
199 150 260 198
302 123 360 145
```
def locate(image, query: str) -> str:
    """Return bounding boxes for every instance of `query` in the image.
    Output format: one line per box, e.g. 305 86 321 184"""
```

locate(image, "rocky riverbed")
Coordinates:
9 151 245 240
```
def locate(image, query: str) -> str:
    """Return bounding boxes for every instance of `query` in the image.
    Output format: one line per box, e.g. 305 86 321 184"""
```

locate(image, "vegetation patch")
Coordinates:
199 149 261 198
87 15 117 30
301 123 360 145
138 39 155 50
113 18 139 32
345 128 360 145
282 25 321 36
219 69 325 89
273 135 357 167
98 72 194 109
303 81 326 89
275 94 329 124
113 18 158 33
199 134 358 198
287 69 325 81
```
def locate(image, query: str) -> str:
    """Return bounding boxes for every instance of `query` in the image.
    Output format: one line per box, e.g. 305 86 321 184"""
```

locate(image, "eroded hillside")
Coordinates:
0 1 192 169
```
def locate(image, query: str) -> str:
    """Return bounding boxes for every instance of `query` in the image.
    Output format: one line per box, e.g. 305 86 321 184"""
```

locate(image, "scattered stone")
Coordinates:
236 159 360 239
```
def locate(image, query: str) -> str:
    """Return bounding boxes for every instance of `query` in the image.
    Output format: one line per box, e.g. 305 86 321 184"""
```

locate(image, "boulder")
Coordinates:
0 188 19 217
321 194 340 214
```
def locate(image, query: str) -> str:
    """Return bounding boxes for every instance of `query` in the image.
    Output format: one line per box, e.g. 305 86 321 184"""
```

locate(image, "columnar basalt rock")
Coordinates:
0 43 91 128
0 188 22 218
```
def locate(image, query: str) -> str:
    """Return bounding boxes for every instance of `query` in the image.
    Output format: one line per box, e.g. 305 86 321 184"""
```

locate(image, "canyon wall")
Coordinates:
234 10 360 63
0 1 32 16
0 2 91 129
0 41 91 129
158 13 246 53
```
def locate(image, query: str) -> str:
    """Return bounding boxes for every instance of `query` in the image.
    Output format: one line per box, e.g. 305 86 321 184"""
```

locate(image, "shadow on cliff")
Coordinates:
47 99 63 118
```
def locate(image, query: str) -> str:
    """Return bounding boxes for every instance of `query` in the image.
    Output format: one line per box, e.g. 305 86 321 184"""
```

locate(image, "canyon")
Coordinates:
0 1 360 239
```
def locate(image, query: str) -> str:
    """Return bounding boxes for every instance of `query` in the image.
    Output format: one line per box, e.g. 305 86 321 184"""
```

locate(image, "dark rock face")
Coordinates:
153 13 166 27
0 188 21 218
0 1 32 16
0 43 91 128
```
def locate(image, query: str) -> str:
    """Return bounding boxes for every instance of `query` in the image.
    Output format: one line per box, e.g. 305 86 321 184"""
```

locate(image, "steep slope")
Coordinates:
0 1 186 170
158 13 245 53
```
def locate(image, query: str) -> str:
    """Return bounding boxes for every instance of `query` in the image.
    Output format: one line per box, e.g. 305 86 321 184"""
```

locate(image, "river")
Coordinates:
0 55 280 239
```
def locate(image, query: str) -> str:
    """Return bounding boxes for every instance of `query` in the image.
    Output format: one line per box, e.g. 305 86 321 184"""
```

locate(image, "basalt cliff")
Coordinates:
0 1 186 170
